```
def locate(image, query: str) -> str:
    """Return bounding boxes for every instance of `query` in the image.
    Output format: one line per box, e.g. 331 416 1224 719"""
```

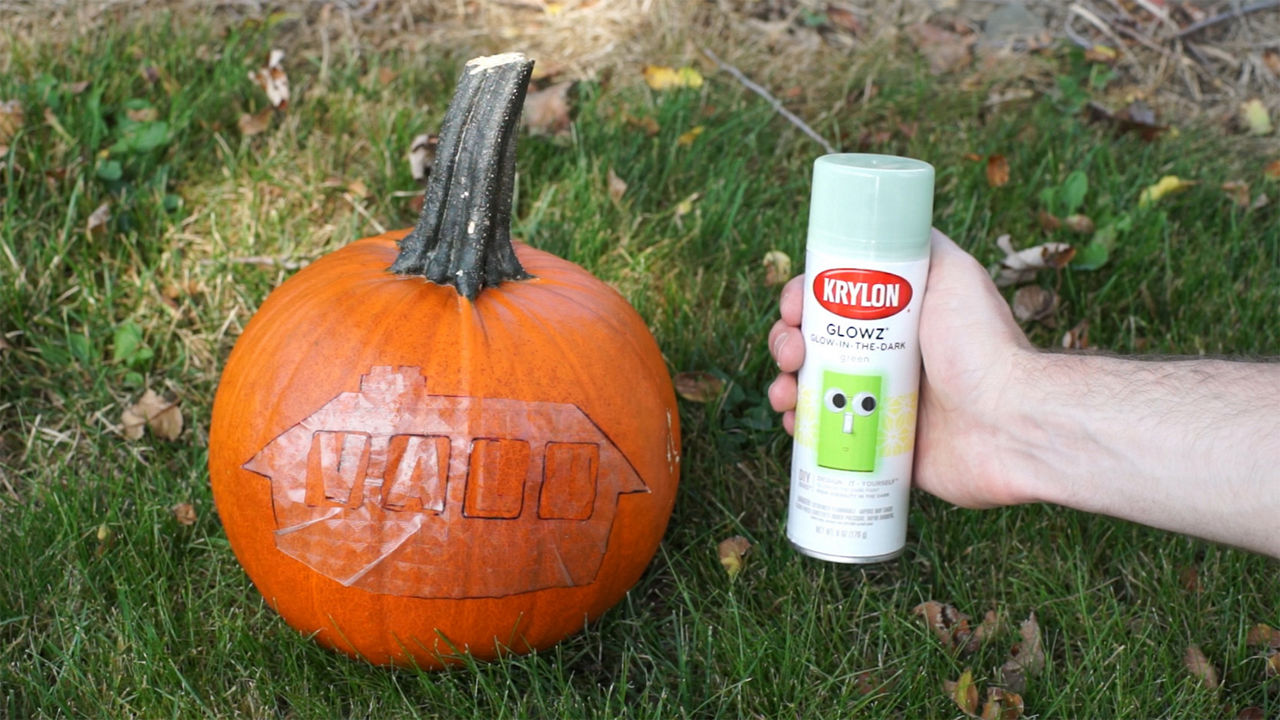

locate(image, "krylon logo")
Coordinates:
813 268 913 320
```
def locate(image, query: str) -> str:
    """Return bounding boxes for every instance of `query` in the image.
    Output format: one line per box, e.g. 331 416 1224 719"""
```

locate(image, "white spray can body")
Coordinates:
786 154 935 563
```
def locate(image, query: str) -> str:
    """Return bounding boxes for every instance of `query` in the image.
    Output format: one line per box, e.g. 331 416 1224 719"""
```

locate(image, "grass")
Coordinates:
3 12 1280 719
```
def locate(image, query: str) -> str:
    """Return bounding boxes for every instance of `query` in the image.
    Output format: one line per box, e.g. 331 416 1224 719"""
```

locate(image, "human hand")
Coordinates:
767 229 1038 509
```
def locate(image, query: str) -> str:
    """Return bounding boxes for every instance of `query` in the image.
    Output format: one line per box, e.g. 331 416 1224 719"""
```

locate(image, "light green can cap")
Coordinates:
807 153 935 260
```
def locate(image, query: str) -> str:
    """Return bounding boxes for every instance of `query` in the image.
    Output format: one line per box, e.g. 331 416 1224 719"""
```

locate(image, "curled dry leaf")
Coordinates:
943 669 980 717
762 250 792 287
999 613 1044 693
238 107 273 136
674 371 724 403
905 22 975 75
1266 651 1280 678
121 388 183 441
913 601 993 651
1266 159 1280 180
248 49 289 110
1246 623 1280 648
717 535 751 579
606 167 627 203
1221 181 1251 208
981 687 1025 720
522 81 572 136
1012 285 1058 324
1139 175 1197 207
86 202 111 236
995 235 1075 287
1061 319 1090 350
408 133 438 183
1085 101 1167 141
986 154 1010 188
1184 644 1219 689
643 65 704 91
0 100 23 144
1239 98 1273 136
826 4 863 35
1237 707 1266 720
172 502 197 526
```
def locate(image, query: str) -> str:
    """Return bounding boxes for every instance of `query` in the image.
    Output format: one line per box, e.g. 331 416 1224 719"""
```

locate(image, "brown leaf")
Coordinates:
126 106 158 123
1085 101 1167 141
943 669 980 717
65 80 91 95
1185 644 1219 689
1247 623 1279 648
86 202 111 237
1264 159 1280 180
1222 181 1251 208
1036 210 1062 232
522 81 572 135
121 389 183 441
248 49 289 110
606 167 627 203
826 4 863 34
913 600 972 648
981 687 1025 720
172 502 197 526
986 154 1010 187
1237 707 1266 720
1266 651 1280 678
1264 50 1280 76
762 250 792 287
1000 613 1044 692
905 22 975 75
237 108 273 136
717 535 751 578
0 99 24 144
674 371 723 403
346 178 368 199
624 113 660 136
1178 565 1201 592
377 67 397 86
408 133 438 183
1063 214 1095 234
1012 285 1058 324
1083 44 1120 64
995 235 1075 286
1061 319 1090 349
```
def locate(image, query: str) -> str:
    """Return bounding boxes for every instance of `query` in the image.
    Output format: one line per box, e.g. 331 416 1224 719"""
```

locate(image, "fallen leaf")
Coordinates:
1263 159 1280 180
1000 613 1045 692
943 669 980 717
905 22 975 75
237 108 273 136
1221 181 1251 208
643 65 704 91
676 125 704 146
86 202 111 236
624 113 660 136
1063 214 1094 234
408 133 438 183
1179 564 1201 592
673 191 701 228
606 167 627 203
1138 175 1197 207
1061 319 1090 349
172 502 197 526
346 178 368 199
1246 623 1278 647
1240 98 1273 136
522 81 572 135
717 535 751 578
913 600 992 650
248 49 289 110
1013 286 1058 324
826 4 863 34
0 100 24 144
1266 651 1280 678
995 235 1075 286
986 155 1010 187
1085 101 1167 141
1265 50 1280 76
377 67 397 86
1036 210 1062 232
674 371 723 403
1237 707 1266 720
1253 193 1271 211
65 80 91 94
762 250 792 287
126 106 159 123
1084 44 1120 64
121 388 183 441
1185 644 1219 689
981 687 1025 720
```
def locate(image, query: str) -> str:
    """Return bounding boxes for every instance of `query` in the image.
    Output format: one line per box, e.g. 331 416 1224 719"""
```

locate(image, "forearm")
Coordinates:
1006 351 1280 556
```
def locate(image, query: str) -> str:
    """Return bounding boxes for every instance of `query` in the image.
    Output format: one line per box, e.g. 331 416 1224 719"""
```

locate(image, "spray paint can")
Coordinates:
787 154 935 563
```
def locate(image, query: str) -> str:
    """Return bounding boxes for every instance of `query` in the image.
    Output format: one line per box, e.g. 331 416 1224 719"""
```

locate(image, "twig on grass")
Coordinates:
700 47 836 154
1173 0 1280 38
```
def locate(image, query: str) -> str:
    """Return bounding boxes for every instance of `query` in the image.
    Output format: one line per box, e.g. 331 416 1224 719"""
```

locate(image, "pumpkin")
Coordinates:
208 53 680 668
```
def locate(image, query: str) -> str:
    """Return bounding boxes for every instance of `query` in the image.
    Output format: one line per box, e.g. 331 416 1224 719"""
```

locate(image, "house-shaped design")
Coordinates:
243 366 648 599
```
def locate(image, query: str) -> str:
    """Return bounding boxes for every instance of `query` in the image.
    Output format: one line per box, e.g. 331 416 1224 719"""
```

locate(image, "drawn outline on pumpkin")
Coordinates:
242 365 650 600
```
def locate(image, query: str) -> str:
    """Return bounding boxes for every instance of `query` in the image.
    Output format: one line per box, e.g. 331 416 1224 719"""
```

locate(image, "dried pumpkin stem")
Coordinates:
390 53 534 299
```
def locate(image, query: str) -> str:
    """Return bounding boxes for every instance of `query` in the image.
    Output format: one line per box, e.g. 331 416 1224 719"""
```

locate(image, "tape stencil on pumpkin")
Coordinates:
242 365 649 599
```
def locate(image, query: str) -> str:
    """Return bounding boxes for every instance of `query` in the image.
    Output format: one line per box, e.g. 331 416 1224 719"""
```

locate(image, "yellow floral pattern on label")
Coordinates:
876 391 918 457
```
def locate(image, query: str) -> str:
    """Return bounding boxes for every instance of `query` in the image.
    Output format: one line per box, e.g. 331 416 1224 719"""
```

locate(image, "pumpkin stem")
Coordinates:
390 53 535 299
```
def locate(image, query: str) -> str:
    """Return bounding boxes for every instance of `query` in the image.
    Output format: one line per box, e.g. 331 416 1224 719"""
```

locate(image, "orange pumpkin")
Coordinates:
208 53 680 667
